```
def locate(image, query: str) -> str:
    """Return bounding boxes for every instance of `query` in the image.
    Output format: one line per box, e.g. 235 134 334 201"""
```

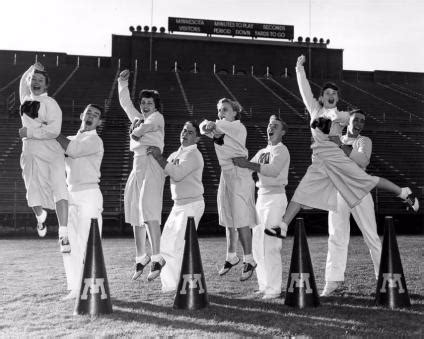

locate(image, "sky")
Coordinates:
1 0 424 73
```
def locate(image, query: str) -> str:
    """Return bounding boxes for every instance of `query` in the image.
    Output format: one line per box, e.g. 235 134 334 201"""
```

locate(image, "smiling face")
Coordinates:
80 105 102 132
180 122 199 147
217 102 237 122
29 72 48 96
139 97 156 116
267 118 285 145
320 88 339 109
347 112 365 138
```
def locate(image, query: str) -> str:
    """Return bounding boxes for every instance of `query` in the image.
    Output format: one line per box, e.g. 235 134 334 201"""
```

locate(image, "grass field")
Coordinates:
0 235 423 337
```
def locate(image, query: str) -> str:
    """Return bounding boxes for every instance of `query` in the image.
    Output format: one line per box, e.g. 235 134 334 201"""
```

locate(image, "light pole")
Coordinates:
149 0 154 71
308 0 312 77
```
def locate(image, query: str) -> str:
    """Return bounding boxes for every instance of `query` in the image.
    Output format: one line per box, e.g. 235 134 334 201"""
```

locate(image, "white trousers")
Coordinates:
326 192 381 281
253 193 287 295
160 200 205 292
63 188 103 293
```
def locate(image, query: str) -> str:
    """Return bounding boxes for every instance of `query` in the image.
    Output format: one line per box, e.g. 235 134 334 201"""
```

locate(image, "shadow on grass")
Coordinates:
110 299 259 337
111 292 424 336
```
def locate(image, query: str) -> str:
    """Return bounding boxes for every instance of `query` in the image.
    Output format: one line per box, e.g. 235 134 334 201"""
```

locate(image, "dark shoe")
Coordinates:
218 257 240 276
132 255 151 280
264 226 286 239
147 257 166 282
240 262 257 281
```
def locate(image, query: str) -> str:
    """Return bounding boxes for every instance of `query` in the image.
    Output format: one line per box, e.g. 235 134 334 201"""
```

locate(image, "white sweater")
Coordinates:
251 142 290 195
65 130 104 192
165 144 204 205
118 79 164 155
341 134 372 170
296 65 350 153
200 119 248 170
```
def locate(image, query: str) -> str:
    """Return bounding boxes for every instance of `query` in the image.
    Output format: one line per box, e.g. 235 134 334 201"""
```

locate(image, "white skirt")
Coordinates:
293 148 379 211
124 154 165 226
217 167 257 228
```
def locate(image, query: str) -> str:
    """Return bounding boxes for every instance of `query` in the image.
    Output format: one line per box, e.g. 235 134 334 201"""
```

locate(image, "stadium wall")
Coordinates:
111 32 343 79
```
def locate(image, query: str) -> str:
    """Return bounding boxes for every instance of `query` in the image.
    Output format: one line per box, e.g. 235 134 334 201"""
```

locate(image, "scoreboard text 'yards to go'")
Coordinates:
168 17 294 40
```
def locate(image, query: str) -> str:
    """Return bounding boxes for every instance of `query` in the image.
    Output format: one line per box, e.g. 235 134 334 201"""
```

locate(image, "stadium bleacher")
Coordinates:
0 43 422 233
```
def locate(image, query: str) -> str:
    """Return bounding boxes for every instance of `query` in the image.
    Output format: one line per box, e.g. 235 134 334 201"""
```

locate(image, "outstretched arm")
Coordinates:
232 157 260 172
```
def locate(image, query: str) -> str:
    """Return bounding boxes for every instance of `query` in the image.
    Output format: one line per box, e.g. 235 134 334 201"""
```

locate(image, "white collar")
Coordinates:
29 92 48 100
179 144 197 152
77 129 98 136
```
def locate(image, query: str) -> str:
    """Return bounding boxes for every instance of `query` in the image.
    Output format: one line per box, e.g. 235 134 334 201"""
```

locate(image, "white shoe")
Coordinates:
58 227 71 254
262 293 281 300
320 281 346 297
36 210 47 238
62 291 77 300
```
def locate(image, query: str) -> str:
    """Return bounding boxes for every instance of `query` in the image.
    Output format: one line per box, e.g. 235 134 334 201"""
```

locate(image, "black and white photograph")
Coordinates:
0 0 423 336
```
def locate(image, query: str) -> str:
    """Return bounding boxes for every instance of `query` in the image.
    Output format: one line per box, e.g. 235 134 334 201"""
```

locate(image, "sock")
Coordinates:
58 226 68 238
243 254 254 264
135 254 147 264
36 210 47 223
226 252 238 263
151 254 162 262
398 187 411 199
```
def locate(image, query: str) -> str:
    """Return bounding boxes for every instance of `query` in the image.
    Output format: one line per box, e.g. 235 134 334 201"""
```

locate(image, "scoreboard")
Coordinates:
168 17 294 40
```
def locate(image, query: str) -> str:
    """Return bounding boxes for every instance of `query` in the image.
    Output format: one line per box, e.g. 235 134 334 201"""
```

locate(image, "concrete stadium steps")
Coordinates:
0 64 28 89
134 71 187 118
259 77 309 124
338 80 423 128
178 72 228 120
217 74 303 123
389 83 424 102
398 82 424 96
54 66 116 120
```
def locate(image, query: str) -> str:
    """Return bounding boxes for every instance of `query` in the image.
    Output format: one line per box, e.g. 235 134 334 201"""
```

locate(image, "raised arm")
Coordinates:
296 55 319 119
118 69 143 123
20 65 35 103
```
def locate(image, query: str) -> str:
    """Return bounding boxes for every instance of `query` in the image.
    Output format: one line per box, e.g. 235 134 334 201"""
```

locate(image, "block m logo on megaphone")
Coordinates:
288 273 313 293
179 273 205 295
380 273 405 293
81 278 108 300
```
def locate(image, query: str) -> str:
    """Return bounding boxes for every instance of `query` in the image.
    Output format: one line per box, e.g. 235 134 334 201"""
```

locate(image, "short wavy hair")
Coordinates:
217 98 242 120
